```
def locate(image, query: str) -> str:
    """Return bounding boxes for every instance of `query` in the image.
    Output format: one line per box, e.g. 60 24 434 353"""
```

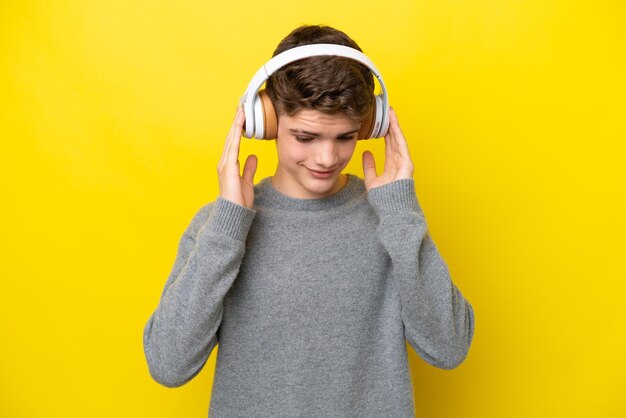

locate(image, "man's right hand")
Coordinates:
217 106 258 209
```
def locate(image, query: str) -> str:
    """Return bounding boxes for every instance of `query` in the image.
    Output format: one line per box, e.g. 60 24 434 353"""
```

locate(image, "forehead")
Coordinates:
279 109 360 132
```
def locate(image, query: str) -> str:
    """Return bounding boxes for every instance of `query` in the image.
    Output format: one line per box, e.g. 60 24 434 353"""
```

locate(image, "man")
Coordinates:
144 25 475 417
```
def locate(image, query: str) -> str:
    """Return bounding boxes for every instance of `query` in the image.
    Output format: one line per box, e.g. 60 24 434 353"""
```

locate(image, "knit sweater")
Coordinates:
143 175 475 417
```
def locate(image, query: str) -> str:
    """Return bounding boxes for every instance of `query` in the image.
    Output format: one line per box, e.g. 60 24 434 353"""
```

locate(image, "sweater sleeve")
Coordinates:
143 197 256 387
367 179 475 370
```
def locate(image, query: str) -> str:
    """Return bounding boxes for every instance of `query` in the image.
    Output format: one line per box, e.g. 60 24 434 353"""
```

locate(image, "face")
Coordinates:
272 109 360 199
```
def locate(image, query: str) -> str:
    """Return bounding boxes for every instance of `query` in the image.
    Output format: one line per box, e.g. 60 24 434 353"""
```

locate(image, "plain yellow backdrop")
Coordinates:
1 1 624 417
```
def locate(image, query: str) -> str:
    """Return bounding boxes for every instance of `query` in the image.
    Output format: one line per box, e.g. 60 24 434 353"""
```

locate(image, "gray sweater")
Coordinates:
143 175 475 417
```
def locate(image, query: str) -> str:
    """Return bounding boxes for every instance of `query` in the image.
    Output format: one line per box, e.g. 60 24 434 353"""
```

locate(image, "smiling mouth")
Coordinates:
306 167 338 178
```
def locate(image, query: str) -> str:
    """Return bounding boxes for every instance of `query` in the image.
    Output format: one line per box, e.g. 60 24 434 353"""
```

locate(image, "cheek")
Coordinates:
338 141 358 160
277 139 308 163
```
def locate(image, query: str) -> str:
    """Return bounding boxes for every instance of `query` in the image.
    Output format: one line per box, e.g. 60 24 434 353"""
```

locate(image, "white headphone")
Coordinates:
240 44 389 140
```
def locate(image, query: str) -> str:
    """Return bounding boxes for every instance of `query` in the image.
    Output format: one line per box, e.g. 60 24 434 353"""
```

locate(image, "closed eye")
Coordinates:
295 136 315 143
295 135 355 143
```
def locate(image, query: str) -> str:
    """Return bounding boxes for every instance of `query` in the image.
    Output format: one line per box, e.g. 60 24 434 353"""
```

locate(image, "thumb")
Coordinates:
242 154 258 185
362 151 377 184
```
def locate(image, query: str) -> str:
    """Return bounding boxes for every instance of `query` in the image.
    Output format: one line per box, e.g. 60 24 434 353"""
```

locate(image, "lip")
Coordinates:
306 167 338 179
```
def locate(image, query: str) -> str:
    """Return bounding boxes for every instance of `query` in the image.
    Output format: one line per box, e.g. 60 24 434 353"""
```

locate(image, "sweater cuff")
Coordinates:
204 197 256 241
367 178 424 218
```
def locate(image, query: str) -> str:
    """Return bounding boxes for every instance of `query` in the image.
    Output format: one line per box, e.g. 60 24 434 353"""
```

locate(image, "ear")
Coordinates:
259 90 278 140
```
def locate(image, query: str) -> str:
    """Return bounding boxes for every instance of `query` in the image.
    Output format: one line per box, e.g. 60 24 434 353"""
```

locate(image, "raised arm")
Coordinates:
368 180 474 369
143 106 257 387
363 108 475 369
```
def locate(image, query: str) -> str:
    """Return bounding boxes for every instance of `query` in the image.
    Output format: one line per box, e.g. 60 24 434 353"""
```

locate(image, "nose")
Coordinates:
312 139 338 168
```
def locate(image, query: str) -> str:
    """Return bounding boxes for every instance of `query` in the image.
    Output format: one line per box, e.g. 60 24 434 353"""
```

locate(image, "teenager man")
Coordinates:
143 25 475 417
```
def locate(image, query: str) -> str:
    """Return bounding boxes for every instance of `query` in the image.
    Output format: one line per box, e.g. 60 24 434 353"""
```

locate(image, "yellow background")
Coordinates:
1 1 624 417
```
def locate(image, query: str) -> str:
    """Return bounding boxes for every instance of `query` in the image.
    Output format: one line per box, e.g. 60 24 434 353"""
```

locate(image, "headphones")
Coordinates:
240 44 389 140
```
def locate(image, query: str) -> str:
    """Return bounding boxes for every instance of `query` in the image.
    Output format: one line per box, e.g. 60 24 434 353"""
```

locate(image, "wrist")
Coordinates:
367 178 424 217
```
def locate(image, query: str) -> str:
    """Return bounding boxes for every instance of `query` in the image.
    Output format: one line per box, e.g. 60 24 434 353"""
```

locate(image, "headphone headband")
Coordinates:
240 43 389 139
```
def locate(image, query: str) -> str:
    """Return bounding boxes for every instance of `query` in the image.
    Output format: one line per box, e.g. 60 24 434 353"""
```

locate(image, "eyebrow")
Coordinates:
289 129 360 138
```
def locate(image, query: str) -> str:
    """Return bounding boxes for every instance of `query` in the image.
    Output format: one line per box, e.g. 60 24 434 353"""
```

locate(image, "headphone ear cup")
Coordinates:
358 107 374 140
361 95 387 139
242 102 254 139
253 93 265 139
372 94 385 138
377 96 390 138
258 90 278 139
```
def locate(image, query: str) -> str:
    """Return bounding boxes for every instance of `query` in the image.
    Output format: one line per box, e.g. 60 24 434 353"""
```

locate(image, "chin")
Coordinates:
302 176 341 197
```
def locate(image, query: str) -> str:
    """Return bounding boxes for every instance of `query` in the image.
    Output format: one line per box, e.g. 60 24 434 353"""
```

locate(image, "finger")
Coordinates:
388 107 400 155
383 123 393 163
226 106 242 141
389 107 410 157
362 150 377 183
225 107 245 164
220 107 242 167
389 108 414 178
242 154 258 185
385 108 400 156
382 124 397 174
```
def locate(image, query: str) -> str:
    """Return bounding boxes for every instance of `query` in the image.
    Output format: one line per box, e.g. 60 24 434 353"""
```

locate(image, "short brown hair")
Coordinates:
264 25 375 122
